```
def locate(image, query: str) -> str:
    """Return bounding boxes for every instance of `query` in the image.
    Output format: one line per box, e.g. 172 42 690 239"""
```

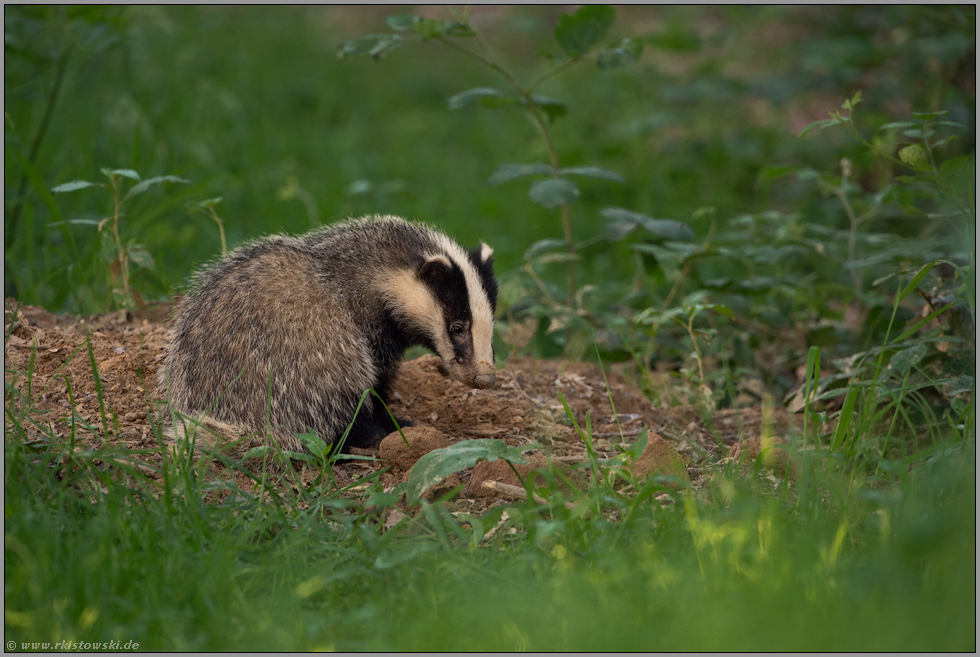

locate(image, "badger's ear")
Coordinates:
477 242 493 263
417 254 453 285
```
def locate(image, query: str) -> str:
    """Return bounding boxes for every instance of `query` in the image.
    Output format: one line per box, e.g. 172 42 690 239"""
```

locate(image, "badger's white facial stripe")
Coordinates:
385 269 456 363
432 233 496 371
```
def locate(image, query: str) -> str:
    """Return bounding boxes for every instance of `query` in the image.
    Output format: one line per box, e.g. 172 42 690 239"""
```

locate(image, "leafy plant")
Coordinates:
51 168 188 310
340 5 645 350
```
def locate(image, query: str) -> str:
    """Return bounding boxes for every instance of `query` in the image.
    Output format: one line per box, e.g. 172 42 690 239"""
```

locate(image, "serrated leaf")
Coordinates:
600 207 695 241
127 245 154 271
386 14 419 31
561 166 624 182
523 238 567 261
405 439 531 504
123 174 189 201
447 87 505 109
101 168 141 182
414 18 445 41
197 196 223 207
338 34 403 60
51 180 102 194
555 4 615 56
529 178 579 209
488 163 555 186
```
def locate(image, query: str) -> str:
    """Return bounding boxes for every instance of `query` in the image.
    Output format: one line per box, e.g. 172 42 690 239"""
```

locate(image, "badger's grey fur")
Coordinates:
159 215 497 455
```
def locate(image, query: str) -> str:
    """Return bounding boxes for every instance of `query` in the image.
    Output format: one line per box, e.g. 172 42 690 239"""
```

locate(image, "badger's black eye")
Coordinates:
451 322 464 336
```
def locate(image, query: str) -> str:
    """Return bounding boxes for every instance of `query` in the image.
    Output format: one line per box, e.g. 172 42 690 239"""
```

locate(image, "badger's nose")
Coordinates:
472 372 496 389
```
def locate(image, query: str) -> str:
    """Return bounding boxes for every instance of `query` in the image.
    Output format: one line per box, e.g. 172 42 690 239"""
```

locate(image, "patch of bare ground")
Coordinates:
5 299 805 515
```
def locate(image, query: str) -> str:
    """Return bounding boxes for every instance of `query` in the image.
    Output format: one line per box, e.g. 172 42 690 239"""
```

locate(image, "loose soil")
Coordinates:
4 299 805 515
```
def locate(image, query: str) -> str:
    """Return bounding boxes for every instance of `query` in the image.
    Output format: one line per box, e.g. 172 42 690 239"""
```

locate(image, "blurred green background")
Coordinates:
6 5 973 311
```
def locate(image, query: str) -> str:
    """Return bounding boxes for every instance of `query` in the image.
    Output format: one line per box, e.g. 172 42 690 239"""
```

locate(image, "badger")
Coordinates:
159 214 497 457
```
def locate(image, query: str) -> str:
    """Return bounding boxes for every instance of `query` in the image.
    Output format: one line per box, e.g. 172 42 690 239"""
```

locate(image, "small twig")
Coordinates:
481 479 576 510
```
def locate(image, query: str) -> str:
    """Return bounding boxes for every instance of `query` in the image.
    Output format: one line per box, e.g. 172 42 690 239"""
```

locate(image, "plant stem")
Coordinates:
110 179 130 305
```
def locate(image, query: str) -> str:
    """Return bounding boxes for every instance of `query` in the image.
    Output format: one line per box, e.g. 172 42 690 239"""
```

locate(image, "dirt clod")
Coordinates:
379 425 451 473
633 432 691 485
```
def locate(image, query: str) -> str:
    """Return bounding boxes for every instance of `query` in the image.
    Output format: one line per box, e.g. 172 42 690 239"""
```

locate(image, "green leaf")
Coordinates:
555 5 615 57
298 432 328 460
405 439 531 504
444 22 475 37
337 34 403 60
51 180 102 194
101 168 141 182
842 90 862 111
197 197 223 207
561 166 624 183
523 238 567 261
242 445 273 461
600 207 695 241
487 163 555 186
878 122 915 131
414 18 445 41
386 14 419 31
123 174 189 201
756 164 799 184
528 178 580 209
892 302 956 344
798 118 842 138
447 87 505 109
46 218 103 227
939 155 971 179
127 245 154 271
890 343 928 375
830 385 860 452
524 95 567 122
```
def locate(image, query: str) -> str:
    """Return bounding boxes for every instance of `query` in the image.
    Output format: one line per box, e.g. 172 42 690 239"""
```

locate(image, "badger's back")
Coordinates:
160 215 496 455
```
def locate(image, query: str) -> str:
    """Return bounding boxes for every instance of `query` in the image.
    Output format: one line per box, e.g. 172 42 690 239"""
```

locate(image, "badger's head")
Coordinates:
389 238 498 389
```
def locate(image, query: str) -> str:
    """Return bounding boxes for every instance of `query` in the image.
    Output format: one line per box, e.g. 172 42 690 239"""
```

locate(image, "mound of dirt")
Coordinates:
5 299 804 513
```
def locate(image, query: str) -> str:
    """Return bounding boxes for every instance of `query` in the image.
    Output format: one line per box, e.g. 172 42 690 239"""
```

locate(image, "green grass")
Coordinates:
4 419 974 651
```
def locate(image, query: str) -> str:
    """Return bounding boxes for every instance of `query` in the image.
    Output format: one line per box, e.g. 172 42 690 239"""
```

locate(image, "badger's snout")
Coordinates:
448 359 496 389
471 372 496 389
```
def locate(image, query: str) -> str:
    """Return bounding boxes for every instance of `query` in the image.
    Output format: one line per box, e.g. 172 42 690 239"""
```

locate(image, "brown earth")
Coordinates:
4 299 807 514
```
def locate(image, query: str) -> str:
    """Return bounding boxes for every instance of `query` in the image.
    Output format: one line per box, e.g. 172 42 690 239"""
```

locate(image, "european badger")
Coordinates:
160 215 497 456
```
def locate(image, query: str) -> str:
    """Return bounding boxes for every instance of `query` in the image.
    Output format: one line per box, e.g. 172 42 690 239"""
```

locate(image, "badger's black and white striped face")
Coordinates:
387 234 497 389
